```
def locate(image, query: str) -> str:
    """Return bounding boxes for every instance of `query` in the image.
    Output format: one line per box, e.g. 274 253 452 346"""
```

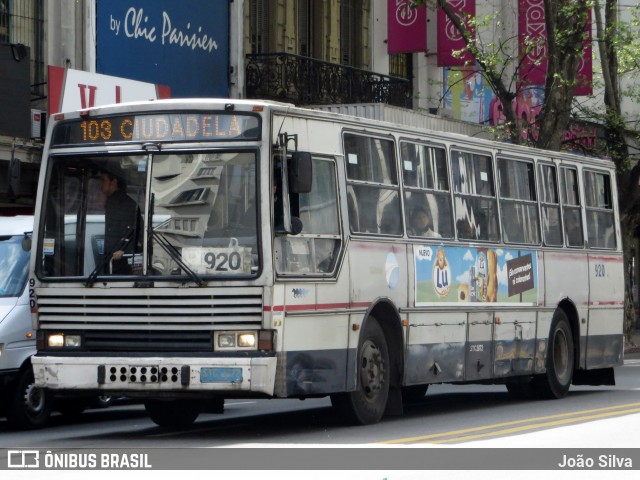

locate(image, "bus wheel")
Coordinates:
402 384 429 403
537 310 574 399
331 317 390 425
144 399 201 428
6 368 52 430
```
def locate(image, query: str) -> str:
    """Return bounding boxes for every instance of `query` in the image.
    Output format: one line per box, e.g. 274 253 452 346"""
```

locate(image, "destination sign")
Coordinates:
51 112 261 146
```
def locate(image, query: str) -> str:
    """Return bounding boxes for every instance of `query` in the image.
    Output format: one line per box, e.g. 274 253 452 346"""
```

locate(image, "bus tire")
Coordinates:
537 310 574 399
144 399 201 428
6 368 52 430
331 317 389 425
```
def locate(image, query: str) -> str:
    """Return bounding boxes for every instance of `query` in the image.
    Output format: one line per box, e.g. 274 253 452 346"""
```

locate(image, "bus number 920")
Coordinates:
204 251 243 271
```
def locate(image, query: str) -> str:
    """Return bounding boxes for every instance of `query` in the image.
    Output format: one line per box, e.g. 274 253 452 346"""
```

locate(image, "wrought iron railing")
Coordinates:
245 53 412 108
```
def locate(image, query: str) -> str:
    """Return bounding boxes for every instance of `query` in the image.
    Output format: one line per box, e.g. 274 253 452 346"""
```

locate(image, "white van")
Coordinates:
0 215 50 428
0 216 113 429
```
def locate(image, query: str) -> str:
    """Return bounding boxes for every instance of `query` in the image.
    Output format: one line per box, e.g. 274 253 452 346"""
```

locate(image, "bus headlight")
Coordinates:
214 331 261 351
237 333 256 348
217 333 236 348
47 333 82 348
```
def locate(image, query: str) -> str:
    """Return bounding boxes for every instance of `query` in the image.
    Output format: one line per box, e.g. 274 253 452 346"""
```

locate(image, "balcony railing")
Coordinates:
245 53 412 108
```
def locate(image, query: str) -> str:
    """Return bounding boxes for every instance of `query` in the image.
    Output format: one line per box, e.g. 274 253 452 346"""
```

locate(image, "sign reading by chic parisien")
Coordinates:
96 1 230 98
108 7 218 54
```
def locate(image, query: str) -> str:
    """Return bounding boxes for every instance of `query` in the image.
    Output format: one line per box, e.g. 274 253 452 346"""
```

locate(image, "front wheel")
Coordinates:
6 368 52 430
331 317 390 425
145 399 202 428
537 310 574 399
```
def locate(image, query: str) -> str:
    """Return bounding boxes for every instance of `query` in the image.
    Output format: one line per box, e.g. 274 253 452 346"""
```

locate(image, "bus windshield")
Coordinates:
38 151 259 280
0 235 30 298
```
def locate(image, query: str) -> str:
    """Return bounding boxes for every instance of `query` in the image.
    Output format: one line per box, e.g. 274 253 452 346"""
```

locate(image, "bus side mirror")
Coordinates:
289 152 312 194
22 233 32 252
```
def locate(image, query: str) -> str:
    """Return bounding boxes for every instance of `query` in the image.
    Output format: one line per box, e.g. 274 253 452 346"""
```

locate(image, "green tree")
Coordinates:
417 0 590 148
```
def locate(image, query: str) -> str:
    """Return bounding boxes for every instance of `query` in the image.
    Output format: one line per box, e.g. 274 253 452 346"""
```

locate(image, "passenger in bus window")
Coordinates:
457 218 476 240
409 206 441 238
99 167 141 274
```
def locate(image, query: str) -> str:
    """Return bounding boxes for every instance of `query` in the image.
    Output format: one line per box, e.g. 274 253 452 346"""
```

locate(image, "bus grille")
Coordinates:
36 286 264 351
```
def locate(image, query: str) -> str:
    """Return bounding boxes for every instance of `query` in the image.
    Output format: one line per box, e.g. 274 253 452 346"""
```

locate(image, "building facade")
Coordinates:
1 0 638 213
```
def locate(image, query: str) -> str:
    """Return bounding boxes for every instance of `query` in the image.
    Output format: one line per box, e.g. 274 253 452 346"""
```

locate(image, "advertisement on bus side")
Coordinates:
414 245 538 305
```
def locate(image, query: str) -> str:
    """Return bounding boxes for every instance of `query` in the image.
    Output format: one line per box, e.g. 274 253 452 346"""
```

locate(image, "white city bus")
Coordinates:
30 99 623 427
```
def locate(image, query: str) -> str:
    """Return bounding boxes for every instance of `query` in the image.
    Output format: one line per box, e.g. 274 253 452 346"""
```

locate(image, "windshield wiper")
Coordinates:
152 230 204 286
85 226 134 287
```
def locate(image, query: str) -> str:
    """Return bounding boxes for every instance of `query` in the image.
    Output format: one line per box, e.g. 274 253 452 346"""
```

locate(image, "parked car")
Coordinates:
0 216 113 429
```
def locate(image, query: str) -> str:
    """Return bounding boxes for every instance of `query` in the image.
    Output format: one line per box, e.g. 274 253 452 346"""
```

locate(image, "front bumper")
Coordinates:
31 355 277 396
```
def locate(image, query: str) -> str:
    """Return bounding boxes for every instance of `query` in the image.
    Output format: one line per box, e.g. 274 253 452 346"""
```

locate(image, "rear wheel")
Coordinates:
331 317 389 425
537 310 574 399
145 399 202 428
6 368 52 430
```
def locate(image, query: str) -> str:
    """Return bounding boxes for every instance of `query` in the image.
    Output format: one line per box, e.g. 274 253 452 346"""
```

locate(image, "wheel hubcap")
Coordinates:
23 383 45 415
554 329 570 382
360 340 385 400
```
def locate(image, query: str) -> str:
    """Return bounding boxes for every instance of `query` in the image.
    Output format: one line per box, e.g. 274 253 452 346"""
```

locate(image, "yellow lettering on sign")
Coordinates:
156 117 170 139
186 116 199 137
202 115 213 137
171 117 185 139
215 116 226 136
228 115 241 136
120 119 133 140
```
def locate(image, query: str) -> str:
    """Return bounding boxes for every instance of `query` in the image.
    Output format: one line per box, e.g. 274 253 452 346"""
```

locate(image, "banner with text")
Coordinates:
96 0 229 98
575 8 593 96
518 0 547 86
437 0 476 66
414 245 538 306
518 0 592 95
387 0 427 54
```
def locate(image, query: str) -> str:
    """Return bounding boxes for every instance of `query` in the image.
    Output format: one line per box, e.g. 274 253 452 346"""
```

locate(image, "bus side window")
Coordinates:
452 150 499 242
498 157 540 245
561 166 584 248
275 156 341 275
538 163 563 247
401 142 453 239
344 133 400 236
584 170 616 249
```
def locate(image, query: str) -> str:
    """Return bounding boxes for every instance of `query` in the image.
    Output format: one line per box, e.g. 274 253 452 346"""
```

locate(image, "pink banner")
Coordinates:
387 0 427 54
437 0 476 66
519 1 592 94
518 0 547 86
574 9 592 96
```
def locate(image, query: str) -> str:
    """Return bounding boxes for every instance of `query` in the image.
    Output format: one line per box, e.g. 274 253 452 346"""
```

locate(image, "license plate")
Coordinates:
200 367 243 383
